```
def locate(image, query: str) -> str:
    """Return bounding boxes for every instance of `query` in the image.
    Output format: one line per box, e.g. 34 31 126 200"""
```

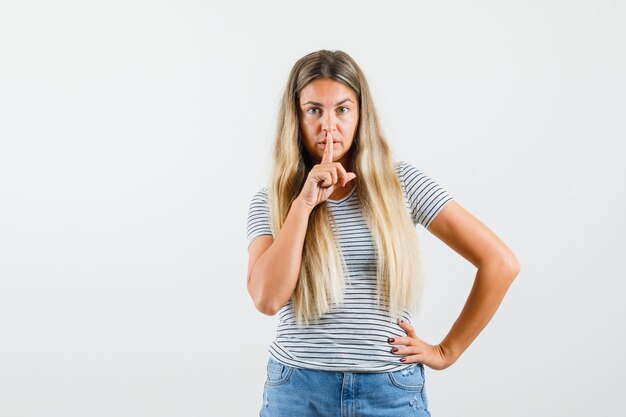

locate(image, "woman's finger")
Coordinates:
328 165 338 186
399 353 425 364
392 343 423 355
333 163 350 187
321 131 334 164
398 319 417 338
322 171 332 188
387 335 416 348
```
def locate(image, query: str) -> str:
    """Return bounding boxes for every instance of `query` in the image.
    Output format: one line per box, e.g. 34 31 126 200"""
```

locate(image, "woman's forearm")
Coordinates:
439 257 521 364
249 197 313 315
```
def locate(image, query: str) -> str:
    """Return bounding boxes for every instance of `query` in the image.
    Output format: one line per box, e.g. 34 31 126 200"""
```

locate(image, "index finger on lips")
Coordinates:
321 131 333 164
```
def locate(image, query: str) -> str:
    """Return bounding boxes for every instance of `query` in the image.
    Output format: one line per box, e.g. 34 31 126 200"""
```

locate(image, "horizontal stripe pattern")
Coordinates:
245 161 454 372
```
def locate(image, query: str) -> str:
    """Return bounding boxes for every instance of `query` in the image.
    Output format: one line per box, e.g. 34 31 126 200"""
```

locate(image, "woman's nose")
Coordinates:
321 114 337 131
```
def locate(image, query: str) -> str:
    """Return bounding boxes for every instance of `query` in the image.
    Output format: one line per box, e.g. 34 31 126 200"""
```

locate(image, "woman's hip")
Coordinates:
260 356 431 417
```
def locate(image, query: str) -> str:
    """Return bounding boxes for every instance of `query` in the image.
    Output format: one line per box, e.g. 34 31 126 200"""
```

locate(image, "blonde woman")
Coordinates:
246 49 520 417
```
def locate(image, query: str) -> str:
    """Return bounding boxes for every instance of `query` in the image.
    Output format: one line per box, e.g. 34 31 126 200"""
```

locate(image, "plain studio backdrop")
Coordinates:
1 1 624 416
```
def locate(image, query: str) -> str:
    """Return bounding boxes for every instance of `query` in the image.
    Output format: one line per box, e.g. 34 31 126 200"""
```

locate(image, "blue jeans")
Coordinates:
259 356 432 417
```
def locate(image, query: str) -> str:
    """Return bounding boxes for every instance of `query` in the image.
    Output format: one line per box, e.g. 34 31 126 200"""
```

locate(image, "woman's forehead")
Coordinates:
300 79 357 105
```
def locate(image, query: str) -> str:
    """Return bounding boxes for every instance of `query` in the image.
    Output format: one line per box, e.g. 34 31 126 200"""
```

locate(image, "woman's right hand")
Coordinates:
297 131 357 209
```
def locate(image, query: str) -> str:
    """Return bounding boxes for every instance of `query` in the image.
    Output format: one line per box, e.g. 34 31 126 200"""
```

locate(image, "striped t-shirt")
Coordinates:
245 161 454 372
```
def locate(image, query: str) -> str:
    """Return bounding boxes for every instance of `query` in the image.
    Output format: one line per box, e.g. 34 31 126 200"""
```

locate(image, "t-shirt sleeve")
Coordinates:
398 161 454 229
246 186 273 248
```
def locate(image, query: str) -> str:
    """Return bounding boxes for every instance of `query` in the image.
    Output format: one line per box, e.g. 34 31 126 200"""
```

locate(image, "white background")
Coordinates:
1 1 624 416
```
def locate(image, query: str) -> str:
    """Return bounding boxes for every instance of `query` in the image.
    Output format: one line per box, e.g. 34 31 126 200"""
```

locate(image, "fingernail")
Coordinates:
400 358 406 362
391 347 398 353
387 338 394 343
398 319 403 324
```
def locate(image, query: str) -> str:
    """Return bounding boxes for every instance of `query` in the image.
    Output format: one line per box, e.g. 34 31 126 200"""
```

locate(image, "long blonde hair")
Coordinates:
268 49 424 326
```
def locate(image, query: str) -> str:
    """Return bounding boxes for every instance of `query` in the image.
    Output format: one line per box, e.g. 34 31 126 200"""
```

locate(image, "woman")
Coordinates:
246 49 520 417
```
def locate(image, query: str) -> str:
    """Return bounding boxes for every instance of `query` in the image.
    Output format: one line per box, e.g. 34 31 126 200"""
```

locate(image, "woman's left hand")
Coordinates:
388 319 456 371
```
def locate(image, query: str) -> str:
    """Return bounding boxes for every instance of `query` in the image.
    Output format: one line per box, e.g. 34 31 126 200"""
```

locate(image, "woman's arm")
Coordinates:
247 197 313 316
426 200 521 367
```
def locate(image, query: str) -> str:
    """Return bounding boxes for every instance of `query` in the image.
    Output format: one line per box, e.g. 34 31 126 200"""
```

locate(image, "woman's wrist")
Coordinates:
292 196 315 214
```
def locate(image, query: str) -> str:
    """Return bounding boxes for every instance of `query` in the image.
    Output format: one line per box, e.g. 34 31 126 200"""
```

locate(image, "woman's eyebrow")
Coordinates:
301 98 354 106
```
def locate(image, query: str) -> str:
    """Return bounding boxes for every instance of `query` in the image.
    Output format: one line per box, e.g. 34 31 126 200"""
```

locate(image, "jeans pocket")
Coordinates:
265 357 295 386
418 363 430 410
387 363 424 391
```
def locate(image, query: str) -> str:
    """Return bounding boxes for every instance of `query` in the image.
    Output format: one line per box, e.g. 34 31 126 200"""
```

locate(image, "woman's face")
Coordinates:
298 79 359 169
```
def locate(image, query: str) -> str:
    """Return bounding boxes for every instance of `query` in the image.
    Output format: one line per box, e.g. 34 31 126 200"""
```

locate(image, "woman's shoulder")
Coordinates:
253 185 269 195
249 186 270 206
392 160 416 179
394 160 429 178
393 160 418 171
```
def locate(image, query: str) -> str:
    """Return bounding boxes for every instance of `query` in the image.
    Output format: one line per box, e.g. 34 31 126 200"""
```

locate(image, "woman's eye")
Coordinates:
306 107 348 115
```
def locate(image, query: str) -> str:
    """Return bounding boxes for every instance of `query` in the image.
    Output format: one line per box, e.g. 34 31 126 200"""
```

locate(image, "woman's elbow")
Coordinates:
501 252 521 282
248 282 279 316
255 299 279 316
480 250 521 283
